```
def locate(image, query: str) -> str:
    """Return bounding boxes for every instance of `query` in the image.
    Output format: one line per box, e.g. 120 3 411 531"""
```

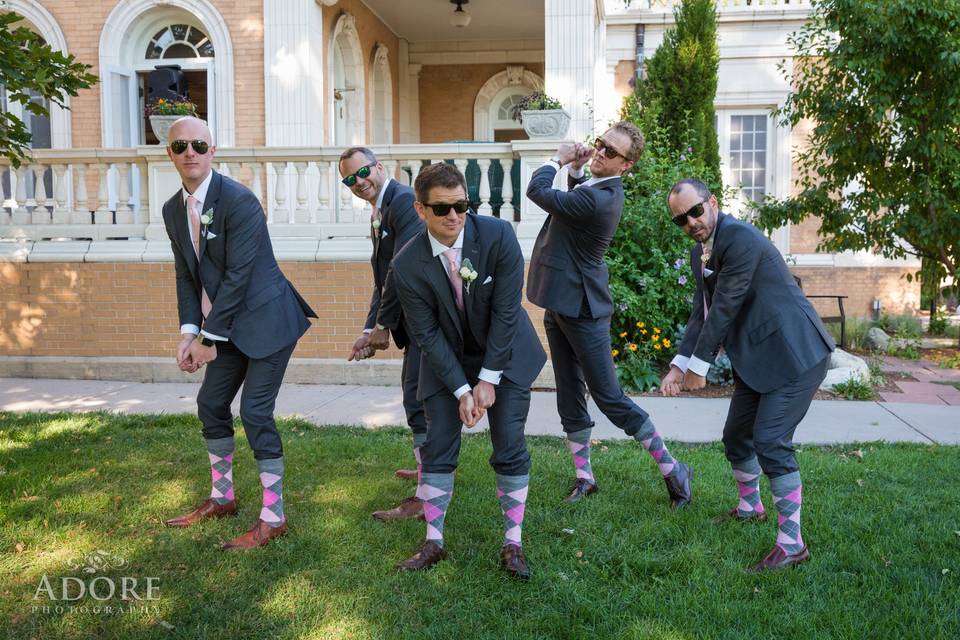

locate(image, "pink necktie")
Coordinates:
187 195 213 318
443 248 464 311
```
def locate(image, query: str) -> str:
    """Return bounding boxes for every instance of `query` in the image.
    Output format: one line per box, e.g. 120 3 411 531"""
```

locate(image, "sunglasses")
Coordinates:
169 139 210 155
593 138 627 160
671 200 709 227
423 200 470 217
341 162 377 187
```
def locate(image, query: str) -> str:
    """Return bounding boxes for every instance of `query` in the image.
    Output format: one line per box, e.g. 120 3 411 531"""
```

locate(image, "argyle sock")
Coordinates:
770 471 804 555
418 472 455 546
205 436 235 505
566 428 595 484
731 457 766 516
496 473 529 548
633 418 679 478
256 457 285 528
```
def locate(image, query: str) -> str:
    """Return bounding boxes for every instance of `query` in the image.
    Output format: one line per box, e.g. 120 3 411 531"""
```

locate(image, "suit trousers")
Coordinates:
401 340 426 436
197 340 296 460
722 355 830 478
543 309 650 436
420 377 532 476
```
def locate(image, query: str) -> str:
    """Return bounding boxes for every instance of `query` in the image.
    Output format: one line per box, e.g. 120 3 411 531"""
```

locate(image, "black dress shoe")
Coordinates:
396 540 447 572
664 461 692 509
564 478 599 504
500 544 530 580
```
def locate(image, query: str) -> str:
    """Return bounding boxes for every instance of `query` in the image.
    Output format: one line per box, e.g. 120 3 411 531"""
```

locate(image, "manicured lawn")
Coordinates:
1 412 958 639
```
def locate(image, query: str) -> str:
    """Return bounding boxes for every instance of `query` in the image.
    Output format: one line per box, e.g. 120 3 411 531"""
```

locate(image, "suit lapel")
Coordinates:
198 171 222 262
462 216 481 320
419 232 463 337
174 194 200 283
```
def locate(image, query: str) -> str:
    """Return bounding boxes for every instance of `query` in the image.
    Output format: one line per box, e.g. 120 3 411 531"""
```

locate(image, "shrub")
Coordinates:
831 375 875 400
875 313 922 339
927 314 948 336
825 317 873 352
612 322 677 393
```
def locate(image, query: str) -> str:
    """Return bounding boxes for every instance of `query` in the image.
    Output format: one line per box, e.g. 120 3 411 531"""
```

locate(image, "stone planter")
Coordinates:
149 115 182 143
519 108 571 140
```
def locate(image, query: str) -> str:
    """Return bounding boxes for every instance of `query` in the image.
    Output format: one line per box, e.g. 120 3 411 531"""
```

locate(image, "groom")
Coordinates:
161 117 316 550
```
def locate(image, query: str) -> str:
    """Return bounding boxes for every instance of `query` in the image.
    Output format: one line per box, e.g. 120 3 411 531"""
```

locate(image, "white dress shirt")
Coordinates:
178 170 226 342
426 228 502 399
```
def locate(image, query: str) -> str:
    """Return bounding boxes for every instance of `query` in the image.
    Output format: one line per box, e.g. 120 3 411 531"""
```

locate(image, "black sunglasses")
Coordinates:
342 162 377 187
169 139 210 155
671 200 709 227
593 138 627 160
423 200 470 217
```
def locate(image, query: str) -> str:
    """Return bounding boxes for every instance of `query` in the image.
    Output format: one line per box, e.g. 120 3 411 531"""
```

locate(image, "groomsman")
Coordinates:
389 162 546 579
661 178 834 572
161 117 316 550
526 122 693 508
339 147 427 522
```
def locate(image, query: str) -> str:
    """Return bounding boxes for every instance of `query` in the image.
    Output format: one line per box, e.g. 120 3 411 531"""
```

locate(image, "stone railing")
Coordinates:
0 141 561 261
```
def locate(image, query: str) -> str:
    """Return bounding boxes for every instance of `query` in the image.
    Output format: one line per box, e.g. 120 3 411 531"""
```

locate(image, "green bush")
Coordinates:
612 323 671 393
831 375 875 400
887 338 921 360
824 317 873 351
876 313 922 339
927 314 949 336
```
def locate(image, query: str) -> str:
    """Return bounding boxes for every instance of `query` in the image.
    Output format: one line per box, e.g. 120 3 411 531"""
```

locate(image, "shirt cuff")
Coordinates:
453 384 472 400
478 368 502 385
688 355 712 377
670 354 690 373
362 328 373 334
544 160 561 172
200 329 228 342
569 166 585 179
181 324 200 336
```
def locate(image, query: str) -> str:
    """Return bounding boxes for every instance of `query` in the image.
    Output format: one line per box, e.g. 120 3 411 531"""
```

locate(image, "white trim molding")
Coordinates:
328 12 365 145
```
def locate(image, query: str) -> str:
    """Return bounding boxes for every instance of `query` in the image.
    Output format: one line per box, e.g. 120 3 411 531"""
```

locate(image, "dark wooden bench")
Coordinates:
804 295 848 349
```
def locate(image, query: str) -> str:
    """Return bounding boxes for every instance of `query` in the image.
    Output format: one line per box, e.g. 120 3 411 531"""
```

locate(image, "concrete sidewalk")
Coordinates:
2 377 958 445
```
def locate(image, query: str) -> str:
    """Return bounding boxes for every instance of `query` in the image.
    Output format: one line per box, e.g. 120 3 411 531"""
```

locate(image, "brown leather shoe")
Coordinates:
372 496 424 522
396 540 447 572
500 544 530 580
564 478 599 504
712 507 769 525
221 519 288 551
664 461 693 509
164 498 238 528
748 545 810 572
395 468 418 480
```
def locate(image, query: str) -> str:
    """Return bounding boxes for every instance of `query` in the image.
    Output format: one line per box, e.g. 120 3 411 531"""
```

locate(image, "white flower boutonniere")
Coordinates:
459 257 479 293
701 245 711 264
371 217 381 230
199 208 214 235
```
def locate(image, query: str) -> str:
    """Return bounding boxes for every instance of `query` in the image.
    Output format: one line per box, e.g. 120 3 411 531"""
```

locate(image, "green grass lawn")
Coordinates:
1 412 958 640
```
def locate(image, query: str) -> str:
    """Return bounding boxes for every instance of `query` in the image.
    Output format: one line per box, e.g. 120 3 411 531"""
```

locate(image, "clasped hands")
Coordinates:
177 335 217 373
659 366 706 397
459 380 495 428
554 142 594 168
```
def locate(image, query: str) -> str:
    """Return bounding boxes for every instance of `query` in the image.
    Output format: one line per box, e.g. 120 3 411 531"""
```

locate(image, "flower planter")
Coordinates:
149 115 182 144
519 108 571 140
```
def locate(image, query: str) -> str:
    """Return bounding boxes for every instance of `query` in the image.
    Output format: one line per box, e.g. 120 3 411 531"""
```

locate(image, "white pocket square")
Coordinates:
204 231 217 240
482 275 493 285
703 268 715 278
381 229 389 238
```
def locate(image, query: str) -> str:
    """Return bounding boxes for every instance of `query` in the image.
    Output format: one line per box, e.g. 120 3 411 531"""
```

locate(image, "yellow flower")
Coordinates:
654 327 661 334
619 331 628 338
663 339 672 348
641 329 648 335
628 343 638 352
637 322 645 328
611 349 619 357
652 334 659 342
654 343 662 350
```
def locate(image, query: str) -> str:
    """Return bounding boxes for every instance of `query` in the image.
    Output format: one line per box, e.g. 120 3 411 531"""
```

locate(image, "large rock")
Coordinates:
866 327 891 351
821 348 871 390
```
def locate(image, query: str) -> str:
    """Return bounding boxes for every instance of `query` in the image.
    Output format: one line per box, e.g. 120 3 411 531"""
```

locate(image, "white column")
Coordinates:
400 63 423 144
545 0 599 142
263 0 325 146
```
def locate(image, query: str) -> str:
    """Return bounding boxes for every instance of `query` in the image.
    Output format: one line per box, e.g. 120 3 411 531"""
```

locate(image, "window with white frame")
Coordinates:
716 110 772 218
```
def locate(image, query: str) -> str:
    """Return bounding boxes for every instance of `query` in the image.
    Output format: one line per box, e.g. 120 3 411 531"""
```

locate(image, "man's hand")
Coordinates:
177 334 196 369
368 327 390 351
682 370 707 391
459 392 484 428
571 143 593 169
659 366 685 397
347 334 371 361
472 380 496 411
188 340 217 368
555 142 578 166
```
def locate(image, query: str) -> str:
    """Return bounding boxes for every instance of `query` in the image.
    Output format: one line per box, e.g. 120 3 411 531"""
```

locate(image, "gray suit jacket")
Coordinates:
391 214 547 400
162 171 316 360
678 212 834 393
525 165 624 318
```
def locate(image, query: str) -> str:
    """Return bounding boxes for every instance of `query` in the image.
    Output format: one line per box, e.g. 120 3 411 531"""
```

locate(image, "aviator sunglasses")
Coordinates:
169 139 210 155
341 162 377 187
671 200 709 227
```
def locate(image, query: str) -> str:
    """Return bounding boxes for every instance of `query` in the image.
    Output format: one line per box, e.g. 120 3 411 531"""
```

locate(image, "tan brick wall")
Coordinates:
322 1 401 144
418 63 546 143
0 261 547 359
791 266 920 319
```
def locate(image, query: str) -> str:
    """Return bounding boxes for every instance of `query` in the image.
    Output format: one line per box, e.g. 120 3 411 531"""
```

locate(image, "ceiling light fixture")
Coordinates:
450 0 472 28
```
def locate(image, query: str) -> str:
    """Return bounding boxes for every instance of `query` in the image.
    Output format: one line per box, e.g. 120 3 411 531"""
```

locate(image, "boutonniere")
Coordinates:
199 208 214 235
459 257 479 293
371 216 381 230
701 245 711 264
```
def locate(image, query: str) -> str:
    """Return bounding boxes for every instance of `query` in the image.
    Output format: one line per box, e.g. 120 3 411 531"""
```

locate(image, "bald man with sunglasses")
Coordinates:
161 117 317 550
526 121 693 510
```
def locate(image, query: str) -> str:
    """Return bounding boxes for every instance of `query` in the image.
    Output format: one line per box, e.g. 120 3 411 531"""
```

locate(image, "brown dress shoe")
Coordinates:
500 544 530 580
748 545 810 572
664 461 693 509
712 507 768 525
564 478 599 504
396 540 447 572
394 468 418 481
164 498 238 528
372 496 424 522
221 519 288 551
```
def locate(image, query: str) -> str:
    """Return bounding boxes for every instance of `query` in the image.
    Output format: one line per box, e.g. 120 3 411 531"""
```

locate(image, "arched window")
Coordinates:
145 23 215 59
